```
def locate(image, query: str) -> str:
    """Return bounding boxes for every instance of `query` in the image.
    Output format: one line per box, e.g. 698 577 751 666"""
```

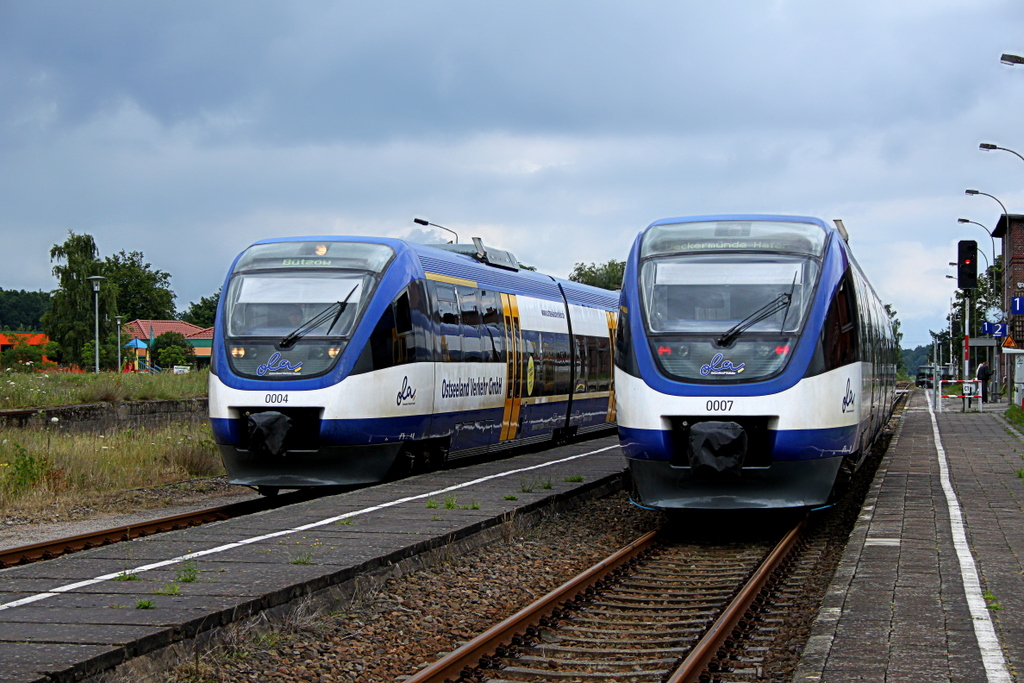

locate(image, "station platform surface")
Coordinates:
0 434 625 683
795 391 1024 682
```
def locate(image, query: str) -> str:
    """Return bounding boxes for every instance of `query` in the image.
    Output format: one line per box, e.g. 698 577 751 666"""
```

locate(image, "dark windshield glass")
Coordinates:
642 220 827 259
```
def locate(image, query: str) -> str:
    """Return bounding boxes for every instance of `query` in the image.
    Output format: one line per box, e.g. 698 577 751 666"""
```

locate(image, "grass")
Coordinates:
1016 469 1024 480
113 571 141 582
135 599 156 610
984 590 1003 610
563 475 584 483
0 370 209 410
0 421 223 515
503 494 518 501
289 552 315 565
1005 403 1024 431
154 583 181 596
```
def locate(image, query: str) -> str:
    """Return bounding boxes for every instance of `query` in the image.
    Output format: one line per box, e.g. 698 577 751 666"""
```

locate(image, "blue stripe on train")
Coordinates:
618 423 860 462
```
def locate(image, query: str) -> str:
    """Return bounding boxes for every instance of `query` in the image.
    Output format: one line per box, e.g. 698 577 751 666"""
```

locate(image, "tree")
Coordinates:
103 250 176 321
0 289 51 330
150 331 196 369
41 232 118 367
180 289 220 328
884 304 904 373
568 260 625 291
1 335 58 372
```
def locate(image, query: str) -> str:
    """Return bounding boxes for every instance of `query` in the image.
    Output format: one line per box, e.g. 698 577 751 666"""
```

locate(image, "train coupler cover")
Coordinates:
247 411 292 457
688 421 747 477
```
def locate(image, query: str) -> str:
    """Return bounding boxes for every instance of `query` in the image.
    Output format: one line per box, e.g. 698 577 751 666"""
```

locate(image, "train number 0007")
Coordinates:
706 400 733 412
264 393 289 404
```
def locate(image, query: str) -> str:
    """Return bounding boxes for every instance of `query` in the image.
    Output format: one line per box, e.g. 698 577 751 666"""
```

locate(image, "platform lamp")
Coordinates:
86 276 106 373
114 315 123 373
1001 53 1024 66
413 217 459 244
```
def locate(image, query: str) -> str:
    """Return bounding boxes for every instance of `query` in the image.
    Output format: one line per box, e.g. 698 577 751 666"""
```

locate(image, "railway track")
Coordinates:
0 489 323 569
405 517 805 683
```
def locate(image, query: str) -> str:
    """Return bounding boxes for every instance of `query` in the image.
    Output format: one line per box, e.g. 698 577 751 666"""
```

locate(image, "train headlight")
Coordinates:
230 346 246 358
328 347 341 358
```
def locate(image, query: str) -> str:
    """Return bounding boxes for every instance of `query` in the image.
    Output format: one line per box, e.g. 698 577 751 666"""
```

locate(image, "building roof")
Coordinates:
185 327 214 340
991 214 1024 239
124 319 205 341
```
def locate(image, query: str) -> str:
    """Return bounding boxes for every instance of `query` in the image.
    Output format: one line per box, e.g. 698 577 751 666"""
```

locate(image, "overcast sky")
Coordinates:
3 1 1024 348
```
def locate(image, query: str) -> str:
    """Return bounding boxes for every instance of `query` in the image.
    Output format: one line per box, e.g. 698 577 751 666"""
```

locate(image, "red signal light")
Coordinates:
775 345 790 355
964 259 972 265
658 346 672 356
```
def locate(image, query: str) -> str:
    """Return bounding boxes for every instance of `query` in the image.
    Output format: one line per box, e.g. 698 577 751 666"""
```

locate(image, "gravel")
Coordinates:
166 492 663 683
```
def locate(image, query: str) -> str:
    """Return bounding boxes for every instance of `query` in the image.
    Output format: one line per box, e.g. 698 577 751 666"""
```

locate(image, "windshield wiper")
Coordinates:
716 292 792 348
279 285 358 349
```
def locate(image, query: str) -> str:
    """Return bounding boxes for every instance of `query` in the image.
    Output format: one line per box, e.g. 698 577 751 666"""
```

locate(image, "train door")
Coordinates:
499 293 524 441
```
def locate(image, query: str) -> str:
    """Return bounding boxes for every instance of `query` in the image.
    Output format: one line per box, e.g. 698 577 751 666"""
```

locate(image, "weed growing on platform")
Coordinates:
289 552 315 565
519 479 534 493
564 475 584 483
470 498 480 510
135 599 156 609
425 498 439 509
443 494 459 509
176 561 200 583
0 369 208 410
431 515 442 521
503 494 518 501
984 590 1003 610
334 518 353 525
1005 404 1024 432
1016 469 1024 480
540 477 553 490
0 421 222 515
154 583 181 596
113 571 141 581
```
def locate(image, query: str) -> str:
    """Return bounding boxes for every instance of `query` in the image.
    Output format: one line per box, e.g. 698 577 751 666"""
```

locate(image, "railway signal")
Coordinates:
957 240 978 289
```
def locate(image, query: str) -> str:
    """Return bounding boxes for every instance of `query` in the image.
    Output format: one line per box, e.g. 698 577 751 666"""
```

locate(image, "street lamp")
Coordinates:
86 276 106 373
980 142 1024 164
1001 53 1024 65
413 217 459 244
114 315 123 373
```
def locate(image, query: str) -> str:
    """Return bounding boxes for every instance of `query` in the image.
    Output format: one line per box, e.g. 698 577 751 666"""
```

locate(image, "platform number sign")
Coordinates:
1014 297 1024 315
983 322 1009 337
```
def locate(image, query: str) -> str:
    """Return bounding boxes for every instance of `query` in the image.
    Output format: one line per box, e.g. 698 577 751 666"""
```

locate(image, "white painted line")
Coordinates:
863 538 900 547
0 445 619 613
926 393 1011 682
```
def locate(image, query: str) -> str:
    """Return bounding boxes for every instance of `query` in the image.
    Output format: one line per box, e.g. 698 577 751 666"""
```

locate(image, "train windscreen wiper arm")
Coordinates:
715 292 792 348
279 285 358 349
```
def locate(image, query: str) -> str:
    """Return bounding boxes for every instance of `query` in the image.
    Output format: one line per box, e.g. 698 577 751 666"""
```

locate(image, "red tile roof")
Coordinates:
185 327 214 340
124 320 205 341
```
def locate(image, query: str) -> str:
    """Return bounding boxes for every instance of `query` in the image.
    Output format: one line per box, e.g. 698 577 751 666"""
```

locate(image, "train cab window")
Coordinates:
357 281 431 373
458 286 483 362
822 271 859 370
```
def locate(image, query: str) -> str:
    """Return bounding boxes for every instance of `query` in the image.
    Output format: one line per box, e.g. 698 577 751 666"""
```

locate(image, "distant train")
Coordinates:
209 236 618 493
615 215 898 509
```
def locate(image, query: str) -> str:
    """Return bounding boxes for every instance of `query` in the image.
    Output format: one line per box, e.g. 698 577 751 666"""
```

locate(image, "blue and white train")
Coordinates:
209 236 618 493
615 215 897 509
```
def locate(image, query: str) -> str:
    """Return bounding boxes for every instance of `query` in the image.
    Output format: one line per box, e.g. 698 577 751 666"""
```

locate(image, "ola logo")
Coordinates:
527 355 535 396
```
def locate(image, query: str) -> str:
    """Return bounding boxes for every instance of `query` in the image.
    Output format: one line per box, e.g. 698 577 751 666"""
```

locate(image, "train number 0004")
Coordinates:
265 393 289 404
706 400 733 412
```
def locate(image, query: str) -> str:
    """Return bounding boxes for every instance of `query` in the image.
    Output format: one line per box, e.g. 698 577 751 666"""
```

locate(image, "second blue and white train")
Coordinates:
615 215 897 509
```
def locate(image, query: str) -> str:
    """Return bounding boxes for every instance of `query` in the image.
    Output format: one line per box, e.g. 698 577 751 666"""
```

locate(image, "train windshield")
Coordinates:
638 227 824 382
222 241 394 378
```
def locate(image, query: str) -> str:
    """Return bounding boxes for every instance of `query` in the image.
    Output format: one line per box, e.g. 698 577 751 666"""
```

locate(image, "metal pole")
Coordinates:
115 317 122 372
93 288 100 374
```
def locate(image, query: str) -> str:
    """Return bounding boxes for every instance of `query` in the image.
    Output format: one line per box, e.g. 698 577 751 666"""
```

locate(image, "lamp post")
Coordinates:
413 217 459 244
1001 53 1024 65
980 142 1024 164
114 315 123 373
86 276 106 373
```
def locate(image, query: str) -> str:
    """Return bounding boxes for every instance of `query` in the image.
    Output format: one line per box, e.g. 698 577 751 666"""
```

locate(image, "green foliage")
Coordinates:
0 441 50 494
0 370 208 410
150 332 196 370
503 494 518 500
0 289 51 330
103 250 176 321
884 304 904 372
179 289 220 328
135 599 156 609
568 260 625 291
154 583 181 596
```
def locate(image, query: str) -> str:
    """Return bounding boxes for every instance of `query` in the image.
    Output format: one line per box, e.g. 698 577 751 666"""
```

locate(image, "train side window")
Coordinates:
479 290 505 363
435 283 462 363
458 286 483 362
574 335 588 392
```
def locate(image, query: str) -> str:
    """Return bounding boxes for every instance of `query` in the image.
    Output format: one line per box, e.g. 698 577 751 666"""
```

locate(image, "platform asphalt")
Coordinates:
794 391 1024 682
0 435 626 683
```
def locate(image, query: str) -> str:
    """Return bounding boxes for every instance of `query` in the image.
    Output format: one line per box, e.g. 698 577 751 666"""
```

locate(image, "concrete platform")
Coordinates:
795 391 1024 682
0 436 626 683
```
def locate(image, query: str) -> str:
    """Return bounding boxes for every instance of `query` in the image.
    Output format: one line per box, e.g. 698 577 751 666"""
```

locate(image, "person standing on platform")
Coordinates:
976 360 992 403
